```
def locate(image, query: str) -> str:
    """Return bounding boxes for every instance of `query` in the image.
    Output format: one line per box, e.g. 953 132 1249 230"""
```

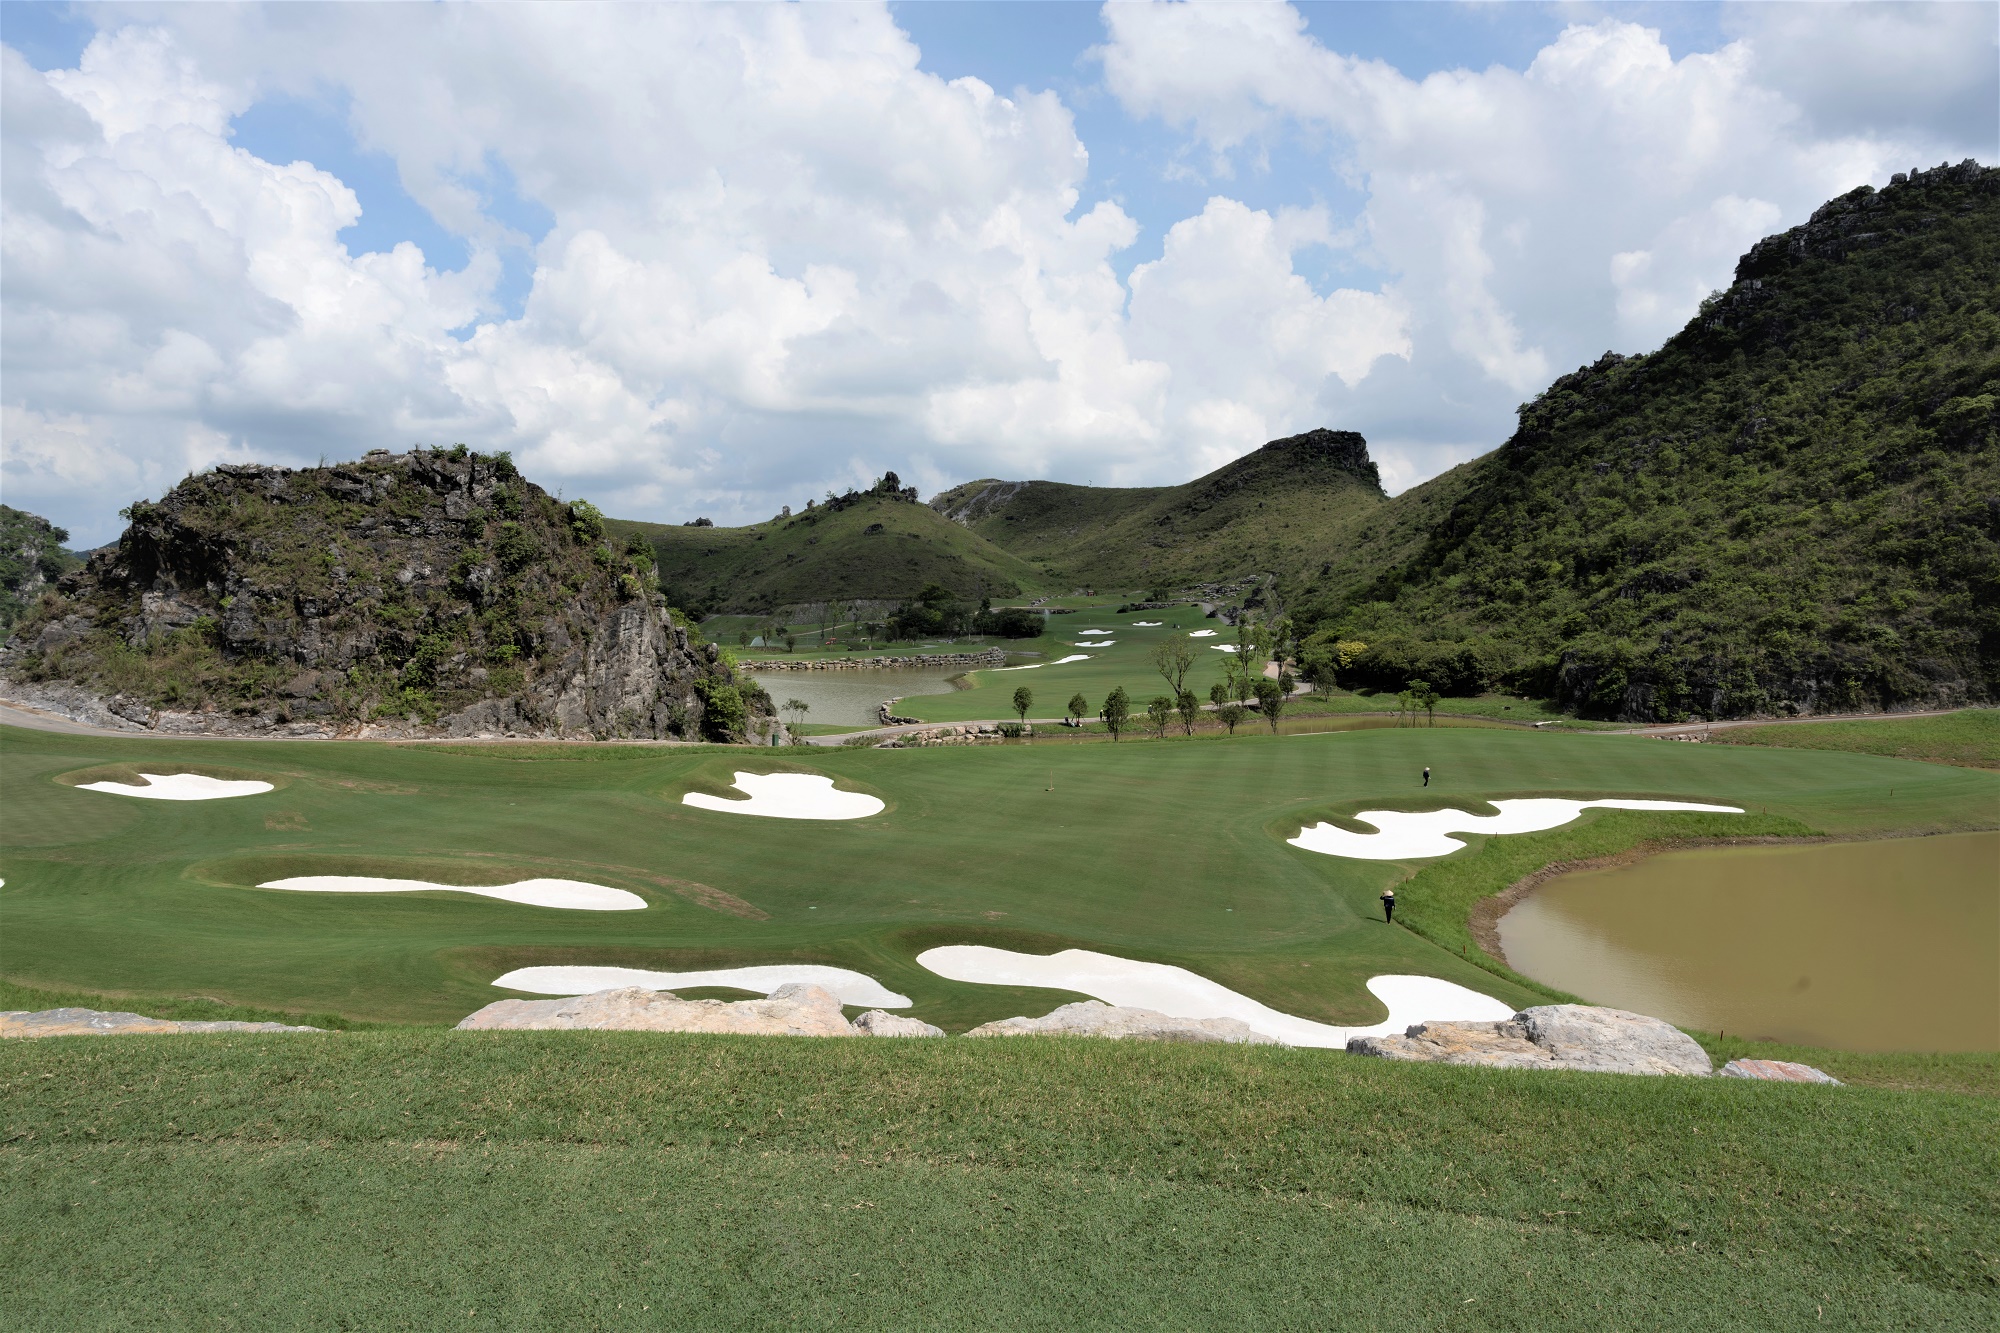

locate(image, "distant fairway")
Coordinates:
4 715 1993 1033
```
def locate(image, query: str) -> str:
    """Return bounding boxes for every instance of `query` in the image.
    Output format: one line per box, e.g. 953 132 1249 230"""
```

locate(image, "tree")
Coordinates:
783 697 810 743
1150 630 1196 702
738 630 751 648
1230 619 1268 702
1100 686 1130 741
1066 692 1088 727
1218 702 1247 734
784 633 796 653
1176 690 1201 735
1409 678 1441 727
1145 695 1174 739
1208 681 1229 708
1254 677 1286 733
1012 685 1034 724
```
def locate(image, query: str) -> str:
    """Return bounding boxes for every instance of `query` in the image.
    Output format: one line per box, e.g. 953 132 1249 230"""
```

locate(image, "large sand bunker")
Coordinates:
1078 629 1112 635
77 773 273 801
992 654 1091 672
260 876 646 910
492 964 910 1008
1289 798 1743 861
1188 629 1218 637
1130 621 1162 626
682 771 885 820
917 945 1512 1048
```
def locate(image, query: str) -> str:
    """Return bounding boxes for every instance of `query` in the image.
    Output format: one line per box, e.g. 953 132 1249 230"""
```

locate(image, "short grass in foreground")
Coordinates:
1710 708 2000 768
4 1033 1995 1330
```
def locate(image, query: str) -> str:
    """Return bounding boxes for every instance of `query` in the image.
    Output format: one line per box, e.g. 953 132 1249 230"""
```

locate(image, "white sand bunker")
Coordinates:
1188 629 1218 637
918 946 1511 1048
1070 640 1114 647
492 964 910 1008
1290 798 1744 861
682 771 884 820
1131 621 1163 626
1209 643 1242 652
260 876 646 910
77 773 273 801
1078 629 1113 635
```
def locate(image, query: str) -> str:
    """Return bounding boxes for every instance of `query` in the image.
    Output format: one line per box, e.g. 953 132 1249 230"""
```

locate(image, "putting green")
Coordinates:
2 721 1993 1030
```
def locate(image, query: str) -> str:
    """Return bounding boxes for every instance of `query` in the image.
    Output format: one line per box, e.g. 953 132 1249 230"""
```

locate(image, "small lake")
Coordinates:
1497 832 2000 1052
747 666 971 727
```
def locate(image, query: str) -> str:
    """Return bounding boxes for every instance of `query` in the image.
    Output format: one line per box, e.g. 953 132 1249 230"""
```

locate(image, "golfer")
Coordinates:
1422 766 1431 787
1380 888 1396 923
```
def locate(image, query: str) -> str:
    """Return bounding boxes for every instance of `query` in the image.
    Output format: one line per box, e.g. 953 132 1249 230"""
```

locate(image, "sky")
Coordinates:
3 2 1994 545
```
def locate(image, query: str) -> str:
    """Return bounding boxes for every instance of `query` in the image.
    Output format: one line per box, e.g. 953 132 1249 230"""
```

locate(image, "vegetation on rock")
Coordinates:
0 504 82 638
0 448 766 739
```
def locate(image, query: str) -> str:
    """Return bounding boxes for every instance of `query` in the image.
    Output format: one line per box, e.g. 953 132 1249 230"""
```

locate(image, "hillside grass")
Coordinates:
611 492 1047 615
1709 708 2000 768
4 1032 1996 1330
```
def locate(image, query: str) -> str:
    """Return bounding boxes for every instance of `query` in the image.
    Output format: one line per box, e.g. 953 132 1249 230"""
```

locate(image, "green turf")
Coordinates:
4 1033 1995 1330
5 716 1995 1034
1709 709 2000 769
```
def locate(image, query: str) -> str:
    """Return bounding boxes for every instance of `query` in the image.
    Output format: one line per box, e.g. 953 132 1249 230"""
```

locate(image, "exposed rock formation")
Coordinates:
0 449 769 740
1720 1058 1842 1085
965 1000 1277 1044
1346 1004 1712 1076
1 1007 324 1037
853 1010 946 1037
455 984 856 1036
1 505 81 638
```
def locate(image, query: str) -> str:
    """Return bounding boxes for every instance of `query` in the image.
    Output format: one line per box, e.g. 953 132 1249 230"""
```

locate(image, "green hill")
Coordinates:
930 428 1387 590
1291 159 1999 720
610 473 1049 615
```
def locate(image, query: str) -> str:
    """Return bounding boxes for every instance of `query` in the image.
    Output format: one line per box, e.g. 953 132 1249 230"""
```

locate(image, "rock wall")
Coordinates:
745 649 1006 671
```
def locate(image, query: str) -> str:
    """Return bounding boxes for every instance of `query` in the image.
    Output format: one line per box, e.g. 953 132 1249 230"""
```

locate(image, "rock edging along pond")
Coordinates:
743 649 1007 670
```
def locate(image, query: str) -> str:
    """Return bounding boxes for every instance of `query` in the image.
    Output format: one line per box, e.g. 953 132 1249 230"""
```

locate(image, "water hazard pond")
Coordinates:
1498 831 1999 1052
746 666 971 727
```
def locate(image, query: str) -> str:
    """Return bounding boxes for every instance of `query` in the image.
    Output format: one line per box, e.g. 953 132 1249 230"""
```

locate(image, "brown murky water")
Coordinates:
1498 832 2000 1052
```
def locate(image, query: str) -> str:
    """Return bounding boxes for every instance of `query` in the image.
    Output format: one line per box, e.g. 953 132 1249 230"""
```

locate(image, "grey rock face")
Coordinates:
1347 1004 1712 1077
1 1007 323 1037
965 1000 1276 1044
455 984 857 1037
1719 1058 1841 1085
853 1010 946 1037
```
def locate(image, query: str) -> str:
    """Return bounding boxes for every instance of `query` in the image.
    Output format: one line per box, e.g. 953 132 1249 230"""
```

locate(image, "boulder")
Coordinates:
1347 1004 1712 1077
965 1000 1276 1045
1720 1058 1841 1085
455 984 857 1037
853 1010 945 1038
0 1007 324 1037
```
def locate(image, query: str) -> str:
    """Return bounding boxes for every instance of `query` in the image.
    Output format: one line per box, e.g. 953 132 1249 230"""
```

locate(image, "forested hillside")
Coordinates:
932 429 1386 590
1294 159 1998 720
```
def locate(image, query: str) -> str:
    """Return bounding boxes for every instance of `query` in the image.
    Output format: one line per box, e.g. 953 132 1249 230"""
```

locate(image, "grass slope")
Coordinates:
611 493 1047 615
4 1034 1996 1329
1711 709 2000 768
931 429 1386 590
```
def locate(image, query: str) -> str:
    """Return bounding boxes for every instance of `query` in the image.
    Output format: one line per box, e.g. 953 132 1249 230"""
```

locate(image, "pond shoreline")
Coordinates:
1470 828 1992 969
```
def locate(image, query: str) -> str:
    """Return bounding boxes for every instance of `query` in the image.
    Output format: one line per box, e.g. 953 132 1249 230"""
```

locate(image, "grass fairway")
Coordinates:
4 1034 1996 1330
4 719 1996 1031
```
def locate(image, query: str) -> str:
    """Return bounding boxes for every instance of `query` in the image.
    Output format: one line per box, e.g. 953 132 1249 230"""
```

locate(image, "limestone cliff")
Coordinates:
0 448 771 740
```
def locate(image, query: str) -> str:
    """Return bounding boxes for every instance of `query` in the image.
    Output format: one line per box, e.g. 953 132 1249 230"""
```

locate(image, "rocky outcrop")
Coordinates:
1347 1004 1712 1077
455 984 857 1036
965 1000 1276 1045
1 1007 324 1037
853 1010 945 1037
1720 1058 1841 1085
874 721 1022 746
0 449 770 741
